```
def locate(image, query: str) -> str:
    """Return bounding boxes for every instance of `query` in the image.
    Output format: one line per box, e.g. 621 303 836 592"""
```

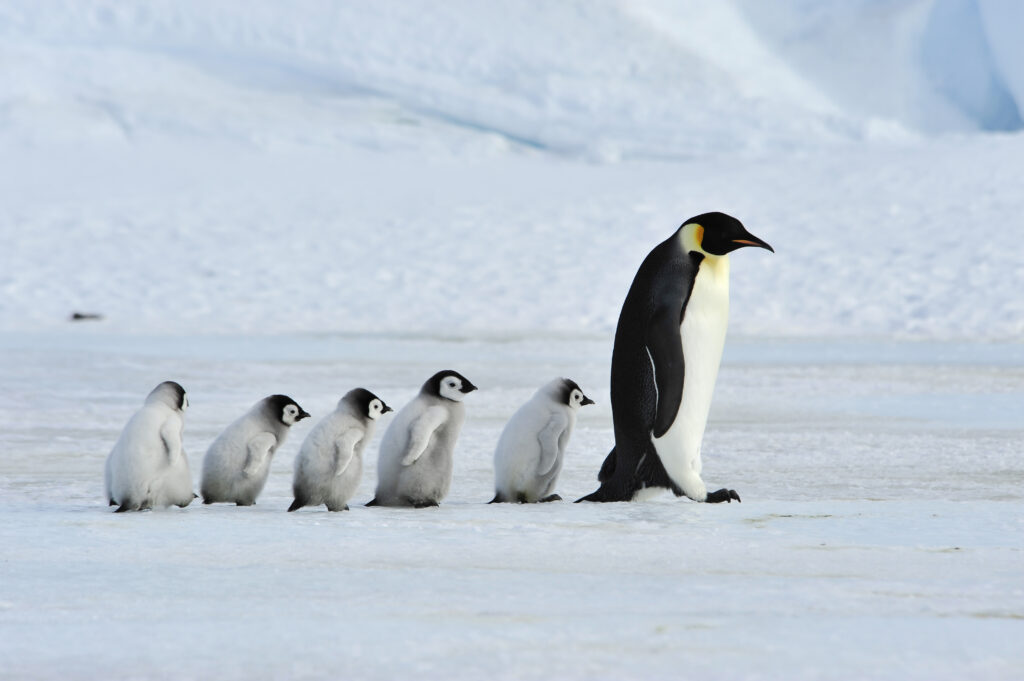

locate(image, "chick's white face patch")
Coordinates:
283 403 299 425
439 377 465 402
569 389 584 409
368 398 384 419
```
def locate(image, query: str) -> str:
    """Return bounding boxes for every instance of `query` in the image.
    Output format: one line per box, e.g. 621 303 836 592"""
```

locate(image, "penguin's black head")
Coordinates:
424 370 477 402
682 212 773 256
265 394 311 426
559 378 595 409
147 381 188 411
345 387 393 420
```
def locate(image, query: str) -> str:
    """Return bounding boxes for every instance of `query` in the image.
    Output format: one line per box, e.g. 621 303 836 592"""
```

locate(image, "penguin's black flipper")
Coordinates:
287 498 306 512
705 488 741 503
646 305 686 439
365 498 380 507
488 493 506 504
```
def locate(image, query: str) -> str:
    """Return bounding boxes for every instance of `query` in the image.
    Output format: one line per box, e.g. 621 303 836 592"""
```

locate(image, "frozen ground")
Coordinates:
2 1 1024 679
1 333 1022 680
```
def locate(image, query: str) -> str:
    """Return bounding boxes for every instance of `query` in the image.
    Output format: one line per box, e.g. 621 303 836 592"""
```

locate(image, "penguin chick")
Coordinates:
104 381 194 512
491 378 594 503
367 371 477 508
200 395 310 506
288 389 392 512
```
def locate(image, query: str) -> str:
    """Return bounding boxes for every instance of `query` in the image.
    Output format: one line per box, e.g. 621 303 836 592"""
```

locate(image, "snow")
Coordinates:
2 1 1023 679
2 333 1022 680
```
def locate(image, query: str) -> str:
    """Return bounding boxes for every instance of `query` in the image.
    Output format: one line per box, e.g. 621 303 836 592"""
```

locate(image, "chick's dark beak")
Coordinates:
732 232 774 253
297 409 311 421
460 381 478 394
581 396 595 406
382 404 394 414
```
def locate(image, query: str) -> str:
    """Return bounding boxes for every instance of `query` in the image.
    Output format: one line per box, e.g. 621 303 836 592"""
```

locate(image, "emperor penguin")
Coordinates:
490 378 594 503
578 212 772 503
367 370 477 508
104 381 195 512
200 394 310 506
288 388 392 512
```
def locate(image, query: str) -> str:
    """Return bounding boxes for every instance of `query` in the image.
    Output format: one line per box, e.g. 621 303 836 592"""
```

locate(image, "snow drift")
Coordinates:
1 0 1023 341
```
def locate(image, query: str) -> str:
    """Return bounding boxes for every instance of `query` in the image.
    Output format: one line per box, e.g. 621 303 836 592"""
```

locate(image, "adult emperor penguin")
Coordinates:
104 381 195 512
490 377 594 503
366 370 477 508
288 388 392 512
578 212 772 503
200 394 310 505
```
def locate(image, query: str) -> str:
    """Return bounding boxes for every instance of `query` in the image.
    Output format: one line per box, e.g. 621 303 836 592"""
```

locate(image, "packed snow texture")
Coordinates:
1 1 1023 680
1 334 1022 681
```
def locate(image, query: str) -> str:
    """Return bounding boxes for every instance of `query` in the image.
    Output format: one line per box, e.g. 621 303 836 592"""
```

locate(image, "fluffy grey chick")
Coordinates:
200 394 310 505
367 371 477 508
105 381 194 512
289 388 391 512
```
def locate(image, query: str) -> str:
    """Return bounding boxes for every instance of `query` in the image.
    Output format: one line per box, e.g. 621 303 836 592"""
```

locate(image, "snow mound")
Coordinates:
2 0 1021 160
2 1 1023 341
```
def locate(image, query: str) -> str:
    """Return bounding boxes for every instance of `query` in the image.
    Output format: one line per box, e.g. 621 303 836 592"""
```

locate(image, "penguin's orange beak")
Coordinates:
732 234 774 252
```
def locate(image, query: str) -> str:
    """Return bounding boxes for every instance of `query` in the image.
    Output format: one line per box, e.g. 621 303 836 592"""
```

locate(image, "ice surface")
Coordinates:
1 333 1022 680
1 1 1023 679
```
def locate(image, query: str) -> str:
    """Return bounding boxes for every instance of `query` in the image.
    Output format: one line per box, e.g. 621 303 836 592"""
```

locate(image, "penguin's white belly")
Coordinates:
653 256 730 500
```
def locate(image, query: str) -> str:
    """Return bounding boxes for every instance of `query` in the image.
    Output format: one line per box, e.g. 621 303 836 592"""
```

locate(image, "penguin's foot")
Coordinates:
488 494 506 504
705 488 741 503
410 499 439 508
540 494 562 502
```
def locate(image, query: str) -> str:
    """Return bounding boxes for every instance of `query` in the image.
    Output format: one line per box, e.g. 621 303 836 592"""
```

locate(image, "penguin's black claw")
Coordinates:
706 488 741 504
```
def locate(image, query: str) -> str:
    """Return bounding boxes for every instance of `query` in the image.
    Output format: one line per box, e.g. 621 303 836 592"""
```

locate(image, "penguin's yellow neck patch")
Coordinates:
680 222 729 274
680 223 703 253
